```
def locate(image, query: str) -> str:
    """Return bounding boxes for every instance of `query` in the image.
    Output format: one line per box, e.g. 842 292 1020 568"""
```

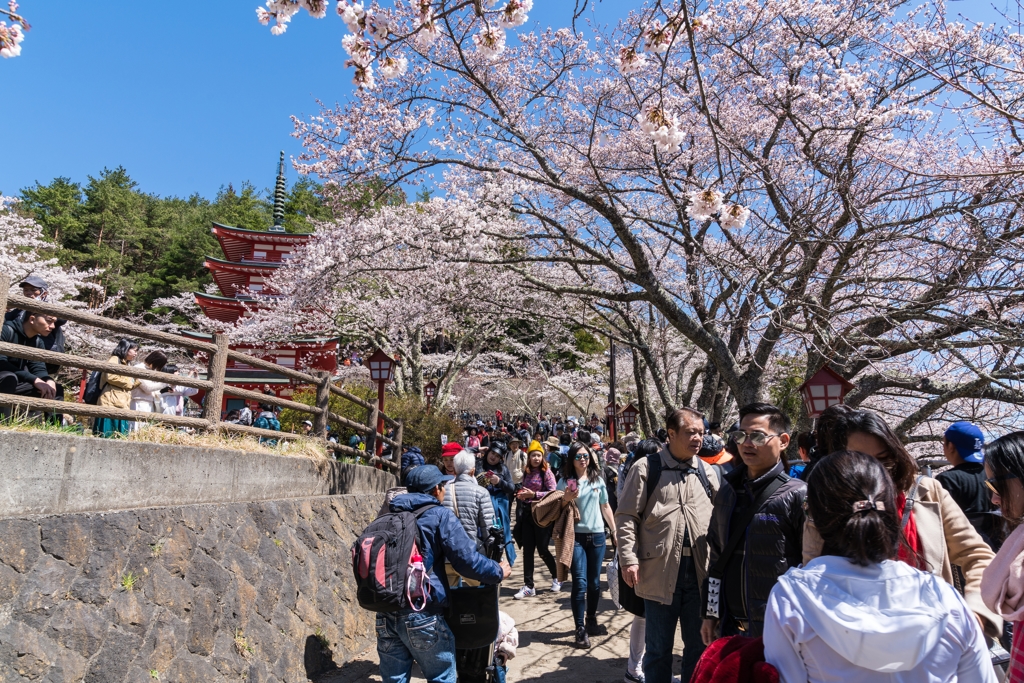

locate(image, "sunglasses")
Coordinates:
728 430 781 447
985 473 1018 495
574 453 590 462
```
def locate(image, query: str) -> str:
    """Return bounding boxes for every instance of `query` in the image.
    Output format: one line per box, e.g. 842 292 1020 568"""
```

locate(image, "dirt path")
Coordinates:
320 551 684 682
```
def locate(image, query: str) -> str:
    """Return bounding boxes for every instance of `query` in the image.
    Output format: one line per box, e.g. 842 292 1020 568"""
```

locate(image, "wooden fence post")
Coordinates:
394 419 404 457
364 403 378 455
202 332 229 428
0 273 9 314
313 371 330 438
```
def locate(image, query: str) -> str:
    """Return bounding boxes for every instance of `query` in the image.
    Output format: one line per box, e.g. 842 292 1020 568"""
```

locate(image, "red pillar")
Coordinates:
376 381 386 458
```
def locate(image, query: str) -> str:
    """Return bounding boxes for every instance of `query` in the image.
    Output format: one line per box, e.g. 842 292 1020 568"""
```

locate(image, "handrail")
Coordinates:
0 273 402 467
5 293 218 353
0 342 214 390
227 348 320 385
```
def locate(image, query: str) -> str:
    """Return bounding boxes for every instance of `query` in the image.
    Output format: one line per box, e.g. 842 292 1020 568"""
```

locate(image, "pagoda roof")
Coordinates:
211 222 312 262
194 291 253 324
181 328 339 345
204 256 281 298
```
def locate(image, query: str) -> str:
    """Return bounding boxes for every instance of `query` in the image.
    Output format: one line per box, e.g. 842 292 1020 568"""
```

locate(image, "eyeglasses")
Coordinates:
728 430 781 447
985 473 1018 495
574 453 590 462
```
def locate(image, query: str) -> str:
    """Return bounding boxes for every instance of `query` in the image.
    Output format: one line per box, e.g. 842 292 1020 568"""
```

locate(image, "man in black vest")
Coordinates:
701 402 806 641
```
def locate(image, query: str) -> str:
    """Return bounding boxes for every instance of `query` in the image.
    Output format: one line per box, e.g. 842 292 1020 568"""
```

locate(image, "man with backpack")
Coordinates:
367 465 510 683
615 408 720 683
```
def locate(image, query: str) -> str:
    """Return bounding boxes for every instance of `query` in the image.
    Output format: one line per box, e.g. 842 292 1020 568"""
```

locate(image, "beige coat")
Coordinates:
803 475 1002 637
97 356 140 410
615 448 719 605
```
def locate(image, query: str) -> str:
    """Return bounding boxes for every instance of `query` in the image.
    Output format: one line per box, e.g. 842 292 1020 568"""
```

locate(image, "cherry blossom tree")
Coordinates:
0 2 27 58
260 0 1024 442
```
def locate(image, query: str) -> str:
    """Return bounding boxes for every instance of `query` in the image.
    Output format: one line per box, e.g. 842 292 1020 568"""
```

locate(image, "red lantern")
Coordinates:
367 349 395 457
799 366 855 418
424 381 436 410
367 349 395 383
605 401 620 418
619 403 639 432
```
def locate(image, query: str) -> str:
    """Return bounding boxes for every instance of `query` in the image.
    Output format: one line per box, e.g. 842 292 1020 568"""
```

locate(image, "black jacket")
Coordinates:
5 309 66 374
0 317 51 383
702 460 806 636
476 456 515 501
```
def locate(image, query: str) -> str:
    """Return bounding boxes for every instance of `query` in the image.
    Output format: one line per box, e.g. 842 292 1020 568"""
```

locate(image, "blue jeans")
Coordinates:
376 610 457 683
570 531 606 629
643 555 705 683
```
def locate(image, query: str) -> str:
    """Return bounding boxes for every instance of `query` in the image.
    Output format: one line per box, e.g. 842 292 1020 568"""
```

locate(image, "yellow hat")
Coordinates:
528 440 545 455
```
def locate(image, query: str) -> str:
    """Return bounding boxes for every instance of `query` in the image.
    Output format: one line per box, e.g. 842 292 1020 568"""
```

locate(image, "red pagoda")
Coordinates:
183 152 338 416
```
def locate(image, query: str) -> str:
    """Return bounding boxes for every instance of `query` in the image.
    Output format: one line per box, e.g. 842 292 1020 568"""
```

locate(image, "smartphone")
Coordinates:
566 479 578 493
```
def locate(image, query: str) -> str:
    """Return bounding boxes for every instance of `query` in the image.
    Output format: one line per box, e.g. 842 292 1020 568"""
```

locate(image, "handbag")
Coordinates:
617 558 646 617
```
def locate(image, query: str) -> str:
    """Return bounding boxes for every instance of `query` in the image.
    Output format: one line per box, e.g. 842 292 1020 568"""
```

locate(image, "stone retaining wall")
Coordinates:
0 431 393 518
0 493 384 683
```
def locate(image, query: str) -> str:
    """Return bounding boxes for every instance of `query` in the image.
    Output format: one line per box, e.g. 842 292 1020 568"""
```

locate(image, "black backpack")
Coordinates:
351 503 436 613
82 371 104 405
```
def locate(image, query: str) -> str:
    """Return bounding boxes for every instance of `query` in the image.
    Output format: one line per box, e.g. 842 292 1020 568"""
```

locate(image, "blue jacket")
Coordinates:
389 492 503 611
401 446 425 473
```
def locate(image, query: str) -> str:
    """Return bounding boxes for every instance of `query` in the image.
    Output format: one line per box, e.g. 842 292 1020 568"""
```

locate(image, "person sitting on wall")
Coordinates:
252 402 281 445
0 309 62 405
5 275 68 378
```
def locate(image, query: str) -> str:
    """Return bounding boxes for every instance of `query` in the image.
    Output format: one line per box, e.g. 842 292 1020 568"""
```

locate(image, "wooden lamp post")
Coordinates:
367 349 395 457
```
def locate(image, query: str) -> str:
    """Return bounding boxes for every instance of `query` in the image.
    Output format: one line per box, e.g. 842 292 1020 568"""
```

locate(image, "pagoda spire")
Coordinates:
270 150 287 233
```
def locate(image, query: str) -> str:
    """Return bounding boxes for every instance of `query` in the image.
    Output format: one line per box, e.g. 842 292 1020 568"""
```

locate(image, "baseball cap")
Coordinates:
441 441 462 459
405 465 454 493
944 421 985 463
19 275 48 290
301 420 313 427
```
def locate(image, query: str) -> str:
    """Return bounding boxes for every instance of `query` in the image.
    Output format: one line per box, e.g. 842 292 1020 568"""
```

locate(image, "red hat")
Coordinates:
441 442 462 458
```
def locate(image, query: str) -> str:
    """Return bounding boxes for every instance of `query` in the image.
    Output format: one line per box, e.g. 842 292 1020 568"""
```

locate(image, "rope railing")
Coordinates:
0 273 402 471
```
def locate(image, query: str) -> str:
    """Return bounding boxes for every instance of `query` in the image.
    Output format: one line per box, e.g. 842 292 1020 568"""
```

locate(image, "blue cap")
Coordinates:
945 422 985 463
404 465 454 493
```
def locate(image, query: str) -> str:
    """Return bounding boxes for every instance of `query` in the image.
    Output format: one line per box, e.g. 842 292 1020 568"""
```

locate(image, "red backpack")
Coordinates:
351 504 435 613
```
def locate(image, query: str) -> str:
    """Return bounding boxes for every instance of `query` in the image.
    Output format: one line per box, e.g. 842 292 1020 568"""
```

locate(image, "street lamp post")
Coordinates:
367 349 395 458
424 381 437 410
605 401 620 444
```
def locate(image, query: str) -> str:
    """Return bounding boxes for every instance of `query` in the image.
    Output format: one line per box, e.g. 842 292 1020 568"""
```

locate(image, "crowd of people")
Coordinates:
377 402 1023 683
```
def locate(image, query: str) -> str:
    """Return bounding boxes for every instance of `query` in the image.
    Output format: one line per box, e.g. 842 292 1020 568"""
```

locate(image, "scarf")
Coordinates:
895 491 922 569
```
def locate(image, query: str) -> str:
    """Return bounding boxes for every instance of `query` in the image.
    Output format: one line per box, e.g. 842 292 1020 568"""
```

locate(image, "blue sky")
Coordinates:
0 1 1014 200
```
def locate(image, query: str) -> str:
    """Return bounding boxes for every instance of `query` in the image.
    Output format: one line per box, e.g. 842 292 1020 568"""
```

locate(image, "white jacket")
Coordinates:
764 556 995 683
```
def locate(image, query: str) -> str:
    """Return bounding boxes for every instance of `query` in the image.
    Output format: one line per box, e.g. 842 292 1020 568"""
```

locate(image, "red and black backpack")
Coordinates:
351 504 435 612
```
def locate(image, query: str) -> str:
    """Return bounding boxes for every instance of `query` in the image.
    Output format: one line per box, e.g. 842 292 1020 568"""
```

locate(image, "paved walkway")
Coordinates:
320 551 684 682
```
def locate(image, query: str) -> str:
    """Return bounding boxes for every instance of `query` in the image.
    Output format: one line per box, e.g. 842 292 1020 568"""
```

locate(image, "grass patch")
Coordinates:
234 629 255 657
120 571 140 592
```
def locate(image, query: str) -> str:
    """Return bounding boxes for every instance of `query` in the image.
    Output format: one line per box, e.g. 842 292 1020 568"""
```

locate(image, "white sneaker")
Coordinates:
551 579 562 593
514 585 536 599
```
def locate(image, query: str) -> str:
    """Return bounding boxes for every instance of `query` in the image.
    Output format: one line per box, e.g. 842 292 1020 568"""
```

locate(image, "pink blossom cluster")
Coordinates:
0 2 28 58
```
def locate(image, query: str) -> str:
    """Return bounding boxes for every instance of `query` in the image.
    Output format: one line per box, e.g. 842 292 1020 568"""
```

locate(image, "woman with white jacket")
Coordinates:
765 450 995 683
129 351 168 429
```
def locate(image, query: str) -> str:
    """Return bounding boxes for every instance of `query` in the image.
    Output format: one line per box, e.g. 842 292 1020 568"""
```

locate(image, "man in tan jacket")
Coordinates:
616 408 719 683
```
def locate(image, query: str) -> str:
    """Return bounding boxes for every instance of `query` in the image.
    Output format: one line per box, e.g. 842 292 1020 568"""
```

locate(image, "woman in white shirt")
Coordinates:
764 449 995 683
129 351 168 429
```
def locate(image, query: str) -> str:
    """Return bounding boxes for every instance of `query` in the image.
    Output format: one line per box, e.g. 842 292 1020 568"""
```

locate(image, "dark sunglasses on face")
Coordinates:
574 453 590 462
728 430 780 447
985 473 1019 495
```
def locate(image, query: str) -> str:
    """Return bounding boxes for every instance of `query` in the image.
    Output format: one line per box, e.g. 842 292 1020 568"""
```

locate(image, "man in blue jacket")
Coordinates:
379 465 510 683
